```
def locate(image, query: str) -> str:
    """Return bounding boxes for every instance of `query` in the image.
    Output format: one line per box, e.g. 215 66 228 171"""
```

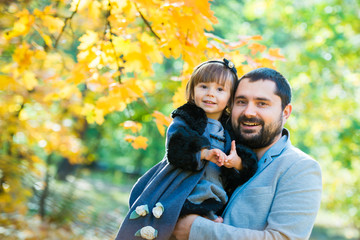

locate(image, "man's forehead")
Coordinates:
235 78 278 99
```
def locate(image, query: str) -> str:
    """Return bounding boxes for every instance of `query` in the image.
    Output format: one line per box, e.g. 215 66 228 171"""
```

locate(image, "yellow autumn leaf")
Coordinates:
81 103 95 123
268 48 286 60
160 38 182 59
59 84 81 99
78 30 99 50
70 0 90 12
249 43 267 55
12 44 33 70
188 0 218 23
254 58 276 69
172 79 187 108
125 135 148 150
22 71 38 90
66 63 89 85
249 35 263 41
42 15 64 34
139 32 163 64
0 75 16 90
237 65 254 78
141 79 156 94
96 95 127 114
94 108 104 125
18 108 29 121
37 29 53 48
125 78 146 98
121 121 142 133
109 79 146 102
4 10 34 39
152 111 171 136
89 0 102 21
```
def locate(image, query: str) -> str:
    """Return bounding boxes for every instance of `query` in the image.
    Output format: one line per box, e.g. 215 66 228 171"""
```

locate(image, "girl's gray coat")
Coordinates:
115 103 257 240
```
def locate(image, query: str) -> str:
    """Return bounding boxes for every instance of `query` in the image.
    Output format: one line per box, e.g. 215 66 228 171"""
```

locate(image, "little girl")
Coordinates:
115 59 258 240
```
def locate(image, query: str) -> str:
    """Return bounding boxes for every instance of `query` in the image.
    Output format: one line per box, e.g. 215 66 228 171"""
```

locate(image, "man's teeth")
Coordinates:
243 122 259 126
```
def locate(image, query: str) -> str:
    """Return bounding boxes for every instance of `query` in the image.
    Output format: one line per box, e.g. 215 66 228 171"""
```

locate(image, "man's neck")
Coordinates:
253 134 282 160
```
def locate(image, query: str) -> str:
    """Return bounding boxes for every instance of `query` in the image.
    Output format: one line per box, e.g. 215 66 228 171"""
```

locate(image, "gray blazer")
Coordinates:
189 129 322 240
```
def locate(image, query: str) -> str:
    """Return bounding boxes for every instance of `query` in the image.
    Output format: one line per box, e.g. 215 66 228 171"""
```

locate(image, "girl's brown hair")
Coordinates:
186 60 238 114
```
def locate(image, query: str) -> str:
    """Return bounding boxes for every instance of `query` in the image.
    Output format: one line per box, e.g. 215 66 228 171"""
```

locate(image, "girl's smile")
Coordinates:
194 81 231 120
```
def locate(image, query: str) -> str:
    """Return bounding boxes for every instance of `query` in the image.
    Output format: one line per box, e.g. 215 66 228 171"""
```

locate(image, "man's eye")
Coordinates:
258 102 267 106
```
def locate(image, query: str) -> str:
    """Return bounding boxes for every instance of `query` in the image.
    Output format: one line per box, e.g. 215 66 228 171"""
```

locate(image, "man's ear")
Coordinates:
283 104 292 121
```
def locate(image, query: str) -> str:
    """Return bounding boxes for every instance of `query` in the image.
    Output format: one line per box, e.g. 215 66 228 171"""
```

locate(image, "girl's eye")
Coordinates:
200 84 207 89
217 88 224 91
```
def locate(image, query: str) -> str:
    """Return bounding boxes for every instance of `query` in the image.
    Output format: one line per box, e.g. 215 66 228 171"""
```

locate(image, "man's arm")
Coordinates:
174 159 322 240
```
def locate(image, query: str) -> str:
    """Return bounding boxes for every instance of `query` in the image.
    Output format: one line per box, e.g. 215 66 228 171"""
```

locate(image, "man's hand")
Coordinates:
224 140 242 170
173 214 198 240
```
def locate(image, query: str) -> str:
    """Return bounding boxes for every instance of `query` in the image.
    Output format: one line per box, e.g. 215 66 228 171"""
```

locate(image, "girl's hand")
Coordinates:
201 148 226 167
224 140 242 170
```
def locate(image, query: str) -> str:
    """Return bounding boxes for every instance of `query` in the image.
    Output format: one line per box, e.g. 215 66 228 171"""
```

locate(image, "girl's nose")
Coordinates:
206 87 216 97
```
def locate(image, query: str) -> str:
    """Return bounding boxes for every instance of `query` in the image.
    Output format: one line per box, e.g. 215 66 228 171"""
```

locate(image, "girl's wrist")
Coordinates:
201 148 209 160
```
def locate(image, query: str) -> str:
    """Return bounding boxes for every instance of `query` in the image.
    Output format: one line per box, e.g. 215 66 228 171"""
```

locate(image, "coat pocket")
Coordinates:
225 186 274 229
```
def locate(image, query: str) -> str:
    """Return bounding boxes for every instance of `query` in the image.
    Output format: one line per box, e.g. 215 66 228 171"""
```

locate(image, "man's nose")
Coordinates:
243 103 256 117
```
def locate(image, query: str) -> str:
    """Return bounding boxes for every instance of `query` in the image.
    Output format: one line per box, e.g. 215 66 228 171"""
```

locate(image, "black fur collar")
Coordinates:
171 102 208 135
171 102 231 136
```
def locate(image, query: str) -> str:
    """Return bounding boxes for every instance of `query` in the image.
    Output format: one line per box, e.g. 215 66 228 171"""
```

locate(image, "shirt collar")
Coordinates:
258 128 290 168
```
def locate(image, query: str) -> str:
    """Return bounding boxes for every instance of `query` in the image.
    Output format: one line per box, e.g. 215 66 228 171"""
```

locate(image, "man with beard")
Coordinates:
173 68 322 240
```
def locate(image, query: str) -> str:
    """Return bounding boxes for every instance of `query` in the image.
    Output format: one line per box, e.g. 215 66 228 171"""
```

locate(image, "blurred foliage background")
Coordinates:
0 0 359 239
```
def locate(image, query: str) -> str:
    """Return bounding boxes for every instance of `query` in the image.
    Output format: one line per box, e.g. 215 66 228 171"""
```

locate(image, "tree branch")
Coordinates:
54 0 80 49
107 1 123 83
135 4 161 40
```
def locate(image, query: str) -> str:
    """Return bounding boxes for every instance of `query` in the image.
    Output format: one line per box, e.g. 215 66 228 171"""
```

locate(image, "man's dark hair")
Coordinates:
237 68 292 110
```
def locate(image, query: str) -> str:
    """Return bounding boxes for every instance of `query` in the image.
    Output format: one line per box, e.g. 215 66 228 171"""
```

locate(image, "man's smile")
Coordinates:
242 121 260 126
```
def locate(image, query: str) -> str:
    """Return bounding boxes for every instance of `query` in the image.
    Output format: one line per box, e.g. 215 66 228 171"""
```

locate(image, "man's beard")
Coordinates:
234 114 283 149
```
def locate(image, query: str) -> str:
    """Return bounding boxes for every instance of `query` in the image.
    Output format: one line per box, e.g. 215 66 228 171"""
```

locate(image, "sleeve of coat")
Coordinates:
189 159 322 240
166 118 210 171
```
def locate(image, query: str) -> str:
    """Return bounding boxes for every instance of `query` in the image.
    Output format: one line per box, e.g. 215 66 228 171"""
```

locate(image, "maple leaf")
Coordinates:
78 31 99 50
12 43 33 71
152 111 171 136
172 79 187 108
236 65 254 78
121 121 142 133
250 35 263 41
88 0 102 20
22 71 38 91
268 48 286 60
249 43 267 55
125 135 148 150
66 63 89 85
37 28 53 48
42 15 64 34
4 9 35 39
254 58 276 69
96 95 127 114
